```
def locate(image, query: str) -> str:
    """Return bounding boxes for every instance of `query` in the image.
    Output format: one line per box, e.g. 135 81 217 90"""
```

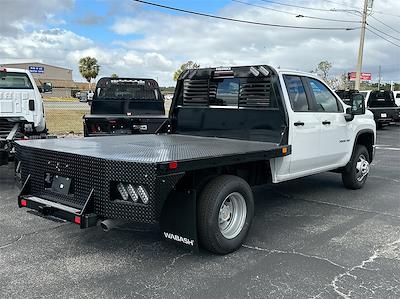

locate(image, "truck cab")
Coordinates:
83 77 166 137
0 67 51 165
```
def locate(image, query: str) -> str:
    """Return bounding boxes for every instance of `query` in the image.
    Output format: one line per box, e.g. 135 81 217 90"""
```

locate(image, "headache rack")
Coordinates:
182 76 278 109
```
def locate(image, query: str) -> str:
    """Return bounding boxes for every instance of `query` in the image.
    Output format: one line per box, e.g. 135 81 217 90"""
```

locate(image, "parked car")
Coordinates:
16 65 375 254
393 91 400 107
0 67 52 165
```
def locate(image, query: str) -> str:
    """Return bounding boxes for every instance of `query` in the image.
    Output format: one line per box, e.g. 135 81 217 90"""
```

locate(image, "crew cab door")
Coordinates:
305 78 350 166
283 75 322 175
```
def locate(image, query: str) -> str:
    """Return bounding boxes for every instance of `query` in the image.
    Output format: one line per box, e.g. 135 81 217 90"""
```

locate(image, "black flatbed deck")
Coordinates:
17 134 289 168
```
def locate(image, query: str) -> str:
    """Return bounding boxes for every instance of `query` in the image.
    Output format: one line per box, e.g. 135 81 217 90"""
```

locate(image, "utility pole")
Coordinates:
355 0 369 91
378 65 381 90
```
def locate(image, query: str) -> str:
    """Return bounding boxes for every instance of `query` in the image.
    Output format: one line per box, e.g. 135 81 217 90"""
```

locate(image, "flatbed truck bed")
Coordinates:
15 65 376 254
18 134 288 166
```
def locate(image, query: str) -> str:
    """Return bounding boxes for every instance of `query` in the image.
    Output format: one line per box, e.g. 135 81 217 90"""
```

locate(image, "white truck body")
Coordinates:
394 91 400 107
0 67 46 132
272 70 375 183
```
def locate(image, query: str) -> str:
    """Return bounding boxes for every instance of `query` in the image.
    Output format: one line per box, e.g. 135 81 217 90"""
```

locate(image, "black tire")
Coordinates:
342 145 370 190
197 175 254 254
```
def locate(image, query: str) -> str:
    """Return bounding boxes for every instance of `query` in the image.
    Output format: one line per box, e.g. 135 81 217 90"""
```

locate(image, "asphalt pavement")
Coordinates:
0 126 399 298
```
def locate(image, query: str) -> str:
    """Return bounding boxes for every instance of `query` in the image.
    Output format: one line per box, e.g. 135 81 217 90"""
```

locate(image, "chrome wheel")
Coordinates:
218 192 247 239
356 154 369 182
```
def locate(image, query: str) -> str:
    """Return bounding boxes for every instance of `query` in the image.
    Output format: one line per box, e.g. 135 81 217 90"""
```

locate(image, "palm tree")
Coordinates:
79 57 100 90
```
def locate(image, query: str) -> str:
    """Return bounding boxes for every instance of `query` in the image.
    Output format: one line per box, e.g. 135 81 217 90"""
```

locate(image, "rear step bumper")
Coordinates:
18 195 98 228
18 175 97 228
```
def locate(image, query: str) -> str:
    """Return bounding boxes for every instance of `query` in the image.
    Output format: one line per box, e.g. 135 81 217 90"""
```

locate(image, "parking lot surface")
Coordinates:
1 126 399 298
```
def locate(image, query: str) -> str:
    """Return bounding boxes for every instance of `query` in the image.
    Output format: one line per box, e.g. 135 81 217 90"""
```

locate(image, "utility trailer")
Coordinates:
16 65 375 254
83 77 167 137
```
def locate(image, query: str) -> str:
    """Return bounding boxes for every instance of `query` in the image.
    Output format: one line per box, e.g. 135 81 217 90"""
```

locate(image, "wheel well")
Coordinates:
356 132 374 162
174 160 272 192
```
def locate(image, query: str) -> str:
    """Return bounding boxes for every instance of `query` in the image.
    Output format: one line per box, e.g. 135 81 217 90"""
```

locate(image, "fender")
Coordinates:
345 129 375 172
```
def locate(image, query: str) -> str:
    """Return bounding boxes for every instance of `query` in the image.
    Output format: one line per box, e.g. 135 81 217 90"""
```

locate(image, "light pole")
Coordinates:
355 0 369 90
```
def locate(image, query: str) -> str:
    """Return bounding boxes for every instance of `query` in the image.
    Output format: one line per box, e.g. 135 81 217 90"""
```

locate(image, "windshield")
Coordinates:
95 79 160 100
0 72 33 89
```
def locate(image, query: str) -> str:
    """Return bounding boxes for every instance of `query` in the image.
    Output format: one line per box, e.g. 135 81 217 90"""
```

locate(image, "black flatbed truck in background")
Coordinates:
83 77 167 137
16 65 375 254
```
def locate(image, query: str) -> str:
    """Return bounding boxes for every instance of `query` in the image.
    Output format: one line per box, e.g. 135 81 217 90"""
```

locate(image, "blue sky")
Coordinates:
58 0 232 45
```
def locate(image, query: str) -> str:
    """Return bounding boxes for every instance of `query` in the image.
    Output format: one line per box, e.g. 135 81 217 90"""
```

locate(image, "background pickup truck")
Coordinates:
83 77 167 137
0 67 52 165
16 65 376 254
360 90 400 128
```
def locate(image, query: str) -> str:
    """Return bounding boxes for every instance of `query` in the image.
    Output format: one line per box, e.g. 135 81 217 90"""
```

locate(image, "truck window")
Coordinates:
210 78 240 106
283 75 309 112
308 79 340 112
0 72 33 89
95 80 159 100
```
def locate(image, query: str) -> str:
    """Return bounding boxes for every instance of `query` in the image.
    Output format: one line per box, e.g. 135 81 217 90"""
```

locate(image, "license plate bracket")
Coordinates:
51 175 72 195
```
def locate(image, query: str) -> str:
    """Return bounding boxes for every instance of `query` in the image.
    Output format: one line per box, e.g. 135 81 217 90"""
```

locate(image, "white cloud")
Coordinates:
0 0 73 35
0 0 399 86
110 0 400 84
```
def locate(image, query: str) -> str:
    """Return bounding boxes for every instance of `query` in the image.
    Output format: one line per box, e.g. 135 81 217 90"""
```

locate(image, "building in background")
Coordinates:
0 62 89 98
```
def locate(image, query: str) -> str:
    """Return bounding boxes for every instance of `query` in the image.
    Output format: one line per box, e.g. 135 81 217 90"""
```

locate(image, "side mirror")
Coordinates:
350 93 366 115
345 93 365 121
42 82 52 93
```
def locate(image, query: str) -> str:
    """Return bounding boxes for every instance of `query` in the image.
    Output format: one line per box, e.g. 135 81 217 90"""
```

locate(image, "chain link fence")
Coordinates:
44 99 89 135
43 99 173 136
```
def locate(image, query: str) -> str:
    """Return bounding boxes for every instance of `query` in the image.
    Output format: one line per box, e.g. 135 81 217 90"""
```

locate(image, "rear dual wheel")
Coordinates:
197 175 254 254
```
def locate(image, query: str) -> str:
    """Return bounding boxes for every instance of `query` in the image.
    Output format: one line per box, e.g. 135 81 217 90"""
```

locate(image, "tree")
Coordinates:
173 61 200 81
314 60 332 81
327 73 349 90
111 73 118 79
79 56 100 90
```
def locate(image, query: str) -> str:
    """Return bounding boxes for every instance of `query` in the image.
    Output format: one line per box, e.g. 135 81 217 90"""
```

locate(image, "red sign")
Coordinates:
348 72 372 81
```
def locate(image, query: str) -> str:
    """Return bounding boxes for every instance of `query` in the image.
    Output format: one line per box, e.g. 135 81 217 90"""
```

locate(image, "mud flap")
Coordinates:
160 189 198 252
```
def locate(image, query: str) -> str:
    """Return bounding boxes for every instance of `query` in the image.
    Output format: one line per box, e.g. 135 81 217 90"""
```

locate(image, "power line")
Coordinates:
257 0 339 12
369 14 400 35
367 24 400 42
132 0 358 30
366 27 400 48
368 10 400 18
232 0 361 23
